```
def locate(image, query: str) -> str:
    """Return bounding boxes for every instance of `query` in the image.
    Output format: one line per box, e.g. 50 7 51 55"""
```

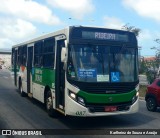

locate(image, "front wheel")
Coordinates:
46 91 57 117
146 97 157 112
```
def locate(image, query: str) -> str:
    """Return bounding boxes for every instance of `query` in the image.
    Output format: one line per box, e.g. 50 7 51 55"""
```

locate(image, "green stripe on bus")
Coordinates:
32 67 55 88
77 90 136 104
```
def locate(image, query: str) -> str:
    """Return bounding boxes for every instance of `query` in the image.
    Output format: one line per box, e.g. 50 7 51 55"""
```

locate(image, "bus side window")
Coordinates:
18 47 22 66
22 45 27 66
12 48 15 65
43 37 55 68
34 41 43 67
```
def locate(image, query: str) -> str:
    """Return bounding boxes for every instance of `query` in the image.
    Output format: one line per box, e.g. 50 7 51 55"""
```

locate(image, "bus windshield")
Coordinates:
67 44 138 83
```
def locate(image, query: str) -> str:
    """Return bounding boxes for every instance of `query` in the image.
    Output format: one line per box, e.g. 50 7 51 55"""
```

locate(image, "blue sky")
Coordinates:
0 0 160 57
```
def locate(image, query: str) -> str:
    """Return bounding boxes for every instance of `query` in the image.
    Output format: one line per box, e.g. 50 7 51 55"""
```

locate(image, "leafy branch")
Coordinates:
122 23 141 37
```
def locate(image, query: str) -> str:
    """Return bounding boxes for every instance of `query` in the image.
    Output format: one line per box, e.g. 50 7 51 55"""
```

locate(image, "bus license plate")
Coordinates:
105 106 117 112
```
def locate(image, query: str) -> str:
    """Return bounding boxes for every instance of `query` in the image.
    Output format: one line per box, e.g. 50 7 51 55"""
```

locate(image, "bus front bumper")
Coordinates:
65 96 139 117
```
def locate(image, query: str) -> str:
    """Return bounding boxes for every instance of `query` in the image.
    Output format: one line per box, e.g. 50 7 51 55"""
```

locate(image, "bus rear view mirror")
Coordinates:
64 40 67 47
61 47 67 62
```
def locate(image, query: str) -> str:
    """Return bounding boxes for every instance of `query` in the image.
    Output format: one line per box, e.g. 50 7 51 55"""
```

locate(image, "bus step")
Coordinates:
59 105 64 110
56 108 65 115
28 93 33 98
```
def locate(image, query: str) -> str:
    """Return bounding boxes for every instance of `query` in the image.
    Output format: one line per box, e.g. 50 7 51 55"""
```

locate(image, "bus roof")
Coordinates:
12 26 136 48
12 27 68 48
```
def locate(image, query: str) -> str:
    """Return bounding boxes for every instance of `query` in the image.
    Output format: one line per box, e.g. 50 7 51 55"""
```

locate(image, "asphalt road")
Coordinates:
0 69 160 138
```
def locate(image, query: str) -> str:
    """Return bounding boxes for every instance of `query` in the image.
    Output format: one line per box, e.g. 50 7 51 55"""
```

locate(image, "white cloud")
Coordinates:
123 0 160 23
0 18 37 49
138 29 160 43
138 30 152 42
0 19 36 39
0 38 13 49
0 0 62 49
137 29 160 56
47 0 94 19
0 0 61 25
103 16 124 29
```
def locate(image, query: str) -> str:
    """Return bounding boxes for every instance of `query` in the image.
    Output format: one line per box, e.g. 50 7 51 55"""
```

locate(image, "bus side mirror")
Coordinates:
61 47 67 62
64 40 67 47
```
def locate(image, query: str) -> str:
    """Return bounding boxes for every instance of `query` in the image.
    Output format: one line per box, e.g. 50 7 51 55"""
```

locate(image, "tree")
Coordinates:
139 57 147 74
153 39 160 75
151 39 160 67
122 23 141 37
155 39 160 44
145 39 160 83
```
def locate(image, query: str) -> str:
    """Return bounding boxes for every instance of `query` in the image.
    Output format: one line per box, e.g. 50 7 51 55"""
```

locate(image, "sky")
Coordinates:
0 0 160 57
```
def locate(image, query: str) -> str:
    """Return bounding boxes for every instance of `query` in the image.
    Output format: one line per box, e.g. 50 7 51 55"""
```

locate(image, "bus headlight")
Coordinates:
132 92 139 104
69 91 76 100
77 97 85 106
68 90 85 106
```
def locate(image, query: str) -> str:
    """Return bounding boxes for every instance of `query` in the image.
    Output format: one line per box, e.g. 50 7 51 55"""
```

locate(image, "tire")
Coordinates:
146 97 157 112
19 80 26 97
46 91 57 117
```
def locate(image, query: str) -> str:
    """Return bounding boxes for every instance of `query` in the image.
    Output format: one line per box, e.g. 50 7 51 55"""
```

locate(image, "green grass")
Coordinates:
139 85 147 97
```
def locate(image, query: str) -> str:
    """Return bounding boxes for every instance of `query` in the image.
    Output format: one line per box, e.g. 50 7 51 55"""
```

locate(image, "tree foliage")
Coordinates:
152 39 160 67
155 39 160 44
139 57 158 84
122 23 141 37
141 39 160 83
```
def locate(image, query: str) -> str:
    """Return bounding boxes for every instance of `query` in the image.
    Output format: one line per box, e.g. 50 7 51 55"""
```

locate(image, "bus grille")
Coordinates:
78 82 138 94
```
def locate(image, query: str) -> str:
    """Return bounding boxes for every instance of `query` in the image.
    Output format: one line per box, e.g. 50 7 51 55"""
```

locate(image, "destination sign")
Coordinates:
82 31 128 42
95 32 116 40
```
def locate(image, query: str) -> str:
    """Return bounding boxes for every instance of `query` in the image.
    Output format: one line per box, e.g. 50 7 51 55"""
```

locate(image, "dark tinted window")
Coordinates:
22 45 27 66
43 38 55 53
17 47 23 65
12 48 15 65
34 41 43 67
42 37 55 68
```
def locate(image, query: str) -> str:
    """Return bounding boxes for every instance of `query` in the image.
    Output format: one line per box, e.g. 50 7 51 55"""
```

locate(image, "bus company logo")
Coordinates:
2 130 11 135
108 97 113 102
105 90 116 93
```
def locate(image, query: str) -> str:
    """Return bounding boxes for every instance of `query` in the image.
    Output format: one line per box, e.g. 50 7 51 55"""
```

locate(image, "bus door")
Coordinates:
55 39 65 110
27 46 33 93
14 49 18 86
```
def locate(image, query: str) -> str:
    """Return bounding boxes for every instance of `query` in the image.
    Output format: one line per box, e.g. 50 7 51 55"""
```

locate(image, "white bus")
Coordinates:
12 26 139 117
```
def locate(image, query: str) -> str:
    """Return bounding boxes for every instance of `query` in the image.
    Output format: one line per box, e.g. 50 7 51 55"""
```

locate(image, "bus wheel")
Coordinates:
46 91 57 117
19 81 25 97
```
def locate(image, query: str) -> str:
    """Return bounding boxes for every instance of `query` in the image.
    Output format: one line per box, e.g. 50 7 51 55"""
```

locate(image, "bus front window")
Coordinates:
67 45 110 82
67 45 138 83
110 47 136 82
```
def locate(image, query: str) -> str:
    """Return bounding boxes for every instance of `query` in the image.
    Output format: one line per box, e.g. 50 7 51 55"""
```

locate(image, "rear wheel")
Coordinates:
146 97 157 112
46 91 57 117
